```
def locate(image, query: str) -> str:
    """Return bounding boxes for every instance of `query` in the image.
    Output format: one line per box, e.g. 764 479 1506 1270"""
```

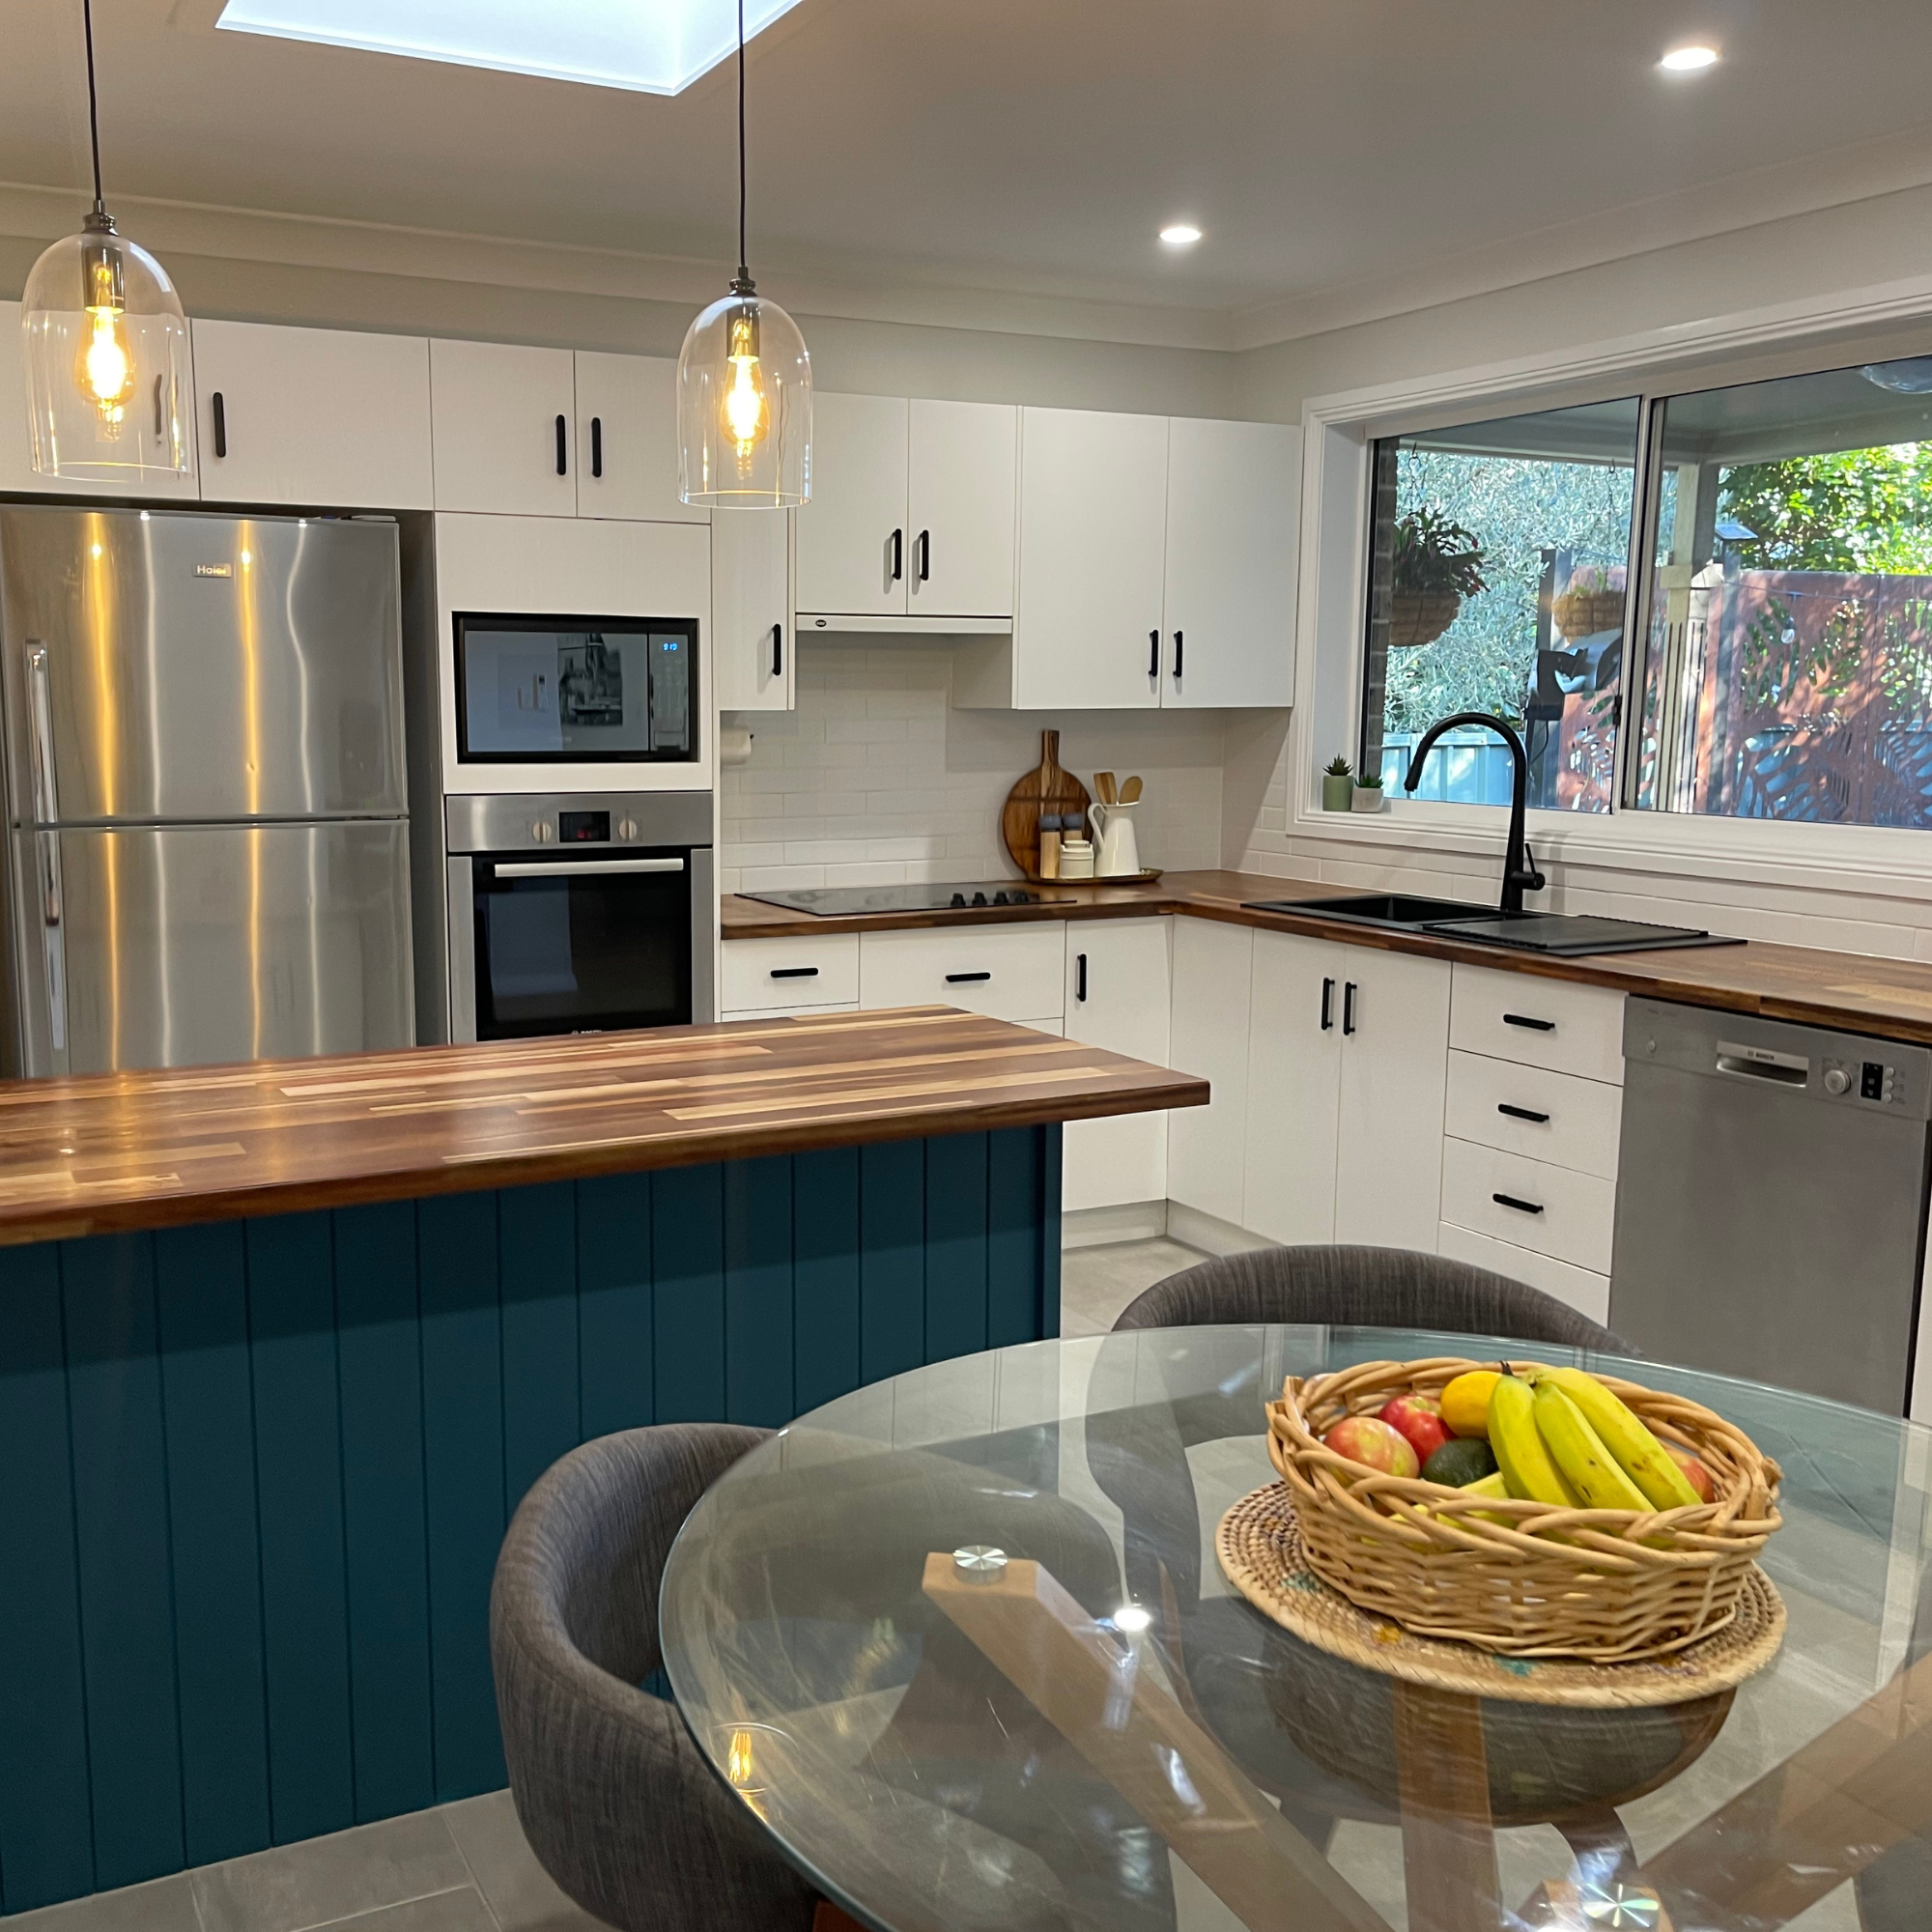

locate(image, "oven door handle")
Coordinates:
493 857 688 877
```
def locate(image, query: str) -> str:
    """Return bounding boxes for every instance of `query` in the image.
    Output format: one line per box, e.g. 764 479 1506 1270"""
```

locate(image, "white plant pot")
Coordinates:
1351 787 1385 813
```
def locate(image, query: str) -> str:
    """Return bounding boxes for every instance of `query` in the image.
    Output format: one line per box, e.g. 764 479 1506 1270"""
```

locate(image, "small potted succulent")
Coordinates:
1350 771 1386 813
1390 508 1488 648
1321 753 1354 811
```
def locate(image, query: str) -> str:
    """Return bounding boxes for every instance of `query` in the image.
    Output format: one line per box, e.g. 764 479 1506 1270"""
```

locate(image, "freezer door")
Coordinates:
0 506 406 825
13 820 413 1075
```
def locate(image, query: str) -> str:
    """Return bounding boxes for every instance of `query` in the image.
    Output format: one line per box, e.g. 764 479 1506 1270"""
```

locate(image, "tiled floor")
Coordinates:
1059 1233 1205 1335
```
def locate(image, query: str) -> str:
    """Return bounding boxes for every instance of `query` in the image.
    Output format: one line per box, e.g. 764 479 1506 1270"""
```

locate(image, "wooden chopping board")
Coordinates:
1002 729 1091 882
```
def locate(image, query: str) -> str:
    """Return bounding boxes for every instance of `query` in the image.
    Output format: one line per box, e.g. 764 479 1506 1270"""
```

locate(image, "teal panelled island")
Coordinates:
0 1006 1204 1913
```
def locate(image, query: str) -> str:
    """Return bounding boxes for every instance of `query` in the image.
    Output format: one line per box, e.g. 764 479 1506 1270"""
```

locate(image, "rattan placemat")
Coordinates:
1216 1480 1786 1708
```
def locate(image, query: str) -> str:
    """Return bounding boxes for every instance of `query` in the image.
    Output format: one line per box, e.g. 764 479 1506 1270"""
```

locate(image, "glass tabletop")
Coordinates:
659 1326 1932 1932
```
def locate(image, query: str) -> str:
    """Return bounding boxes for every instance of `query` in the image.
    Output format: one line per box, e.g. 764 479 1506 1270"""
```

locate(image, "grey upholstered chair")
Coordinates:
1113 1243 1634 1352
490 1423 817 1932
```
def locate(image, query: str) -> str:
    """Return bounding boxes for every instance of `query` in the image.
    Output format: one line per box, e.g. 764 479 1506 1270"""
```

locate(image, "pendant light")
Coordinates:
20 0 193 484
677 0 810 507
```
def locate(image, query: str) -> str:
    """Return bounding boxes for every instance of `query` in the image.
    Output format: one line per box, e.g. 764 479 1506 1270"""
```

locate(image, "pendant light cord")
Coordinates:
736 0 749 284
82 0 106 216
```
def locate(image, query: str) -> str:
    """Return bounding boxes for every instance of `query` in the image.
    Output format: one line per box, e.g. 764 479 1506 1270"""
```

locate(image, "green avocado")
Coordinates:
1423 1437 1499 1488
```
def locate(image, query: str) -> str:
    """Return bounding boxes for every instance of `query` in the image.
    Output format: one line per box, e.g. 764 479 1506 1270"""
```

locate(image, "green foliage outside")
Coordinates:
1718 445 1932 573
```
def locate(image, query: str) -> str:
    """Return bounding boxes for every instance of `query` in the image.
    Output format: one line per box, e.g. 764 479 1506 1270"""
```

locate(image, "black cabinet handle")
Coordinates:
1497 1102 1550 1123
590 415 603 478
1075 952 1088 1003
946 971 992 984
1320 977 1334 1031
917 530 930 582
1173 630 1184 678
153 373 165 439
1493 1192 1545 1215
555 414 568 476
211 390 227 459
1149 629 1160 678
890 528 904 582
1342 981 1358 1036
770 622 782 678
1503 1012 1555 1033
769 966 818 980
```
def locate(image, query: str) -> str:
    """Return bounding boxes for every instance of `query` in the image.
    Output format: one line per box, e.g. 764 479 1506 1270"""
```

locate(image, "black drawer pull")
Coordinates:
1342 981 1358 1036
946 971 992 984
1497 1103 1550 1123
917 529 930 582
1075 952 1088 1003
1493 1192 1544 1215
890 527 904 581
1149 629 1160 678
590 414 603 478
555 413 568 475
1503 1012 1555 1033
769 966 818 980
211 390 227 458
1320 977 1334 1031
770 622 782 677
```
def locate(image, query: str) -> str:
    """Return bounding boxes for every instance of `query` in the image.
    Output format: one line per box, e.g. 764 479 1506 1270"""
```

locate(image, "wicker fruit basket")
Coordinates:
1386 590 1462 648
1551 587 1627 639
1266 1357 1783 1662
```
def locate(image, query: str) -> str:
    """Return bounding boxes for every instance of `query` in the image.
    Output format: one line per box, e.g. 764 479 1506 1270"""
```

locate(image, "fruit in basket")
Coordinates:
1440 1369 1503 1438
1489 1374 1580 1505
1530 1366 1704 1511
1321 1414 1420 1478
1532 1383 1650 1511
1422 1437 1498 1488
1666 1440 1717 1503
1378 1393 1452 1463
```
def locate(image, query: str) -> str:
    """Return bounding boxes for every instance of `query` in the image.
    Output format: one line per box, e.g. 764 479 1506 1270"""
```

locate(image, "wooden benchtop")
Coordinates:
724 869 1932 1046
0 1009 1205 1246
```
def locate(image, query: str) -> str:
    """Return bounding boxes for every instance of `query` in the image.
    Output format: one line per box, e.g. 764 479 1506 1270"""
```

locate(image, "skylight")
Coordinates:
215 0 806 97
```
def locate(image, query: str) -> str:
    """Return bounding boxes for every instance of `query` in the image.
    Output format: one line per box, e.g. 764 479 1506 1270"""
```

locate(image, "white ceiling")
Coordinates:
9 0 1932 349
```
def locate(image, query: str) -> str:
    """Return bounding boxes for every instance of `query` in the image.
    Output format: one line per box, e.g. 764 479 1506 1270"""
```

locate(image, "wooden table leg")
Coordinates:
1392 1679 1502 1932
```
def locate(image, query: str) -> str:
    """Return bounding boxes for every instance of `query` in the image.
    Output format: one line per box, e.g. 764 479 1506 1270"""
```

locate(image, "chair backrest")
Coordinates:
490 1423 816 1932
1113 1244 1634 1352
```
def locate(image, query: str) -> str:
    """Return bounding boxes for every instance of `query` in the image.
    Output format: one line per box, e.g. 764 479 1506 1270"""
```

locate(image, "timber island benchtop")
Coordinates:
0 1008 1204 1246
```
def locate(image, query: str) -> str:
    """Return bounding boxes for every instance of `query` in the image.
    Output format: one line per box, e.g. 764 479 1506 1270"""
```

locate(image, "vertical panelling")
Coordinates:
1039 1123 1064 1337
0 1243 94 1912
925 1134 989 1363
793 1147 861 1412
860 1141 925 1381
724 1156 793 1426
333 1202 434 1823
62 1235 185 1889
985 1126 1042 1349
653 1165 725 1421
417 1191 506 1801
246 1213 355 1844
578 1172 654 1437
154 1223 271 1866
499 1183 581 1513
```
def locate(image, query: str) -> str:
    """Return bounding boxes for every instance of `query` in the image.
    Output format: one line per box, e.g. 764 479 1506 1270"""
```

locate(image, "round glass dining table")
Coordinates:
660 1326 1932 1932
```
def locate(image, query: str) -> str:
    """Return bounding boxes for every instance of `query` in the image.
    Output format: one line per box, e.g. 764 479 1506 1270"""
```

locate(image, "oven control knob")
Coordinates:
1824 1065 1851 1096
617 817 639 841
530 820 554 843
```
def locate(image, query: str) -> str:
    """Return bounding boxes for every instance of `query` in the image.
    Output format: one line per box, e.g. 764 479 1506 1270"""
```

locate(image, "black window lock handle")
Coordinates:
590 415 603 478
769 966 818 980
1503 1012 1555 1033
946 971 992 984
1149 629 1160 678
1075 953 1088 1003
1342 981 1358 1036
1320 977 1334 1031
554 413 568 476
770 623 782 678
1493 1192 1545 1215
211 390 227 459
1497 1102 1550 1123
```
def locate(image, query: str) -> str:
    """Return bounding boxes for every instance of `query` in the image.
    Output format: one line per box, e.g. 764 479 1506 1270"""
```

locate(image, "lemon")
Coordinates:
1440 1369 1502 1439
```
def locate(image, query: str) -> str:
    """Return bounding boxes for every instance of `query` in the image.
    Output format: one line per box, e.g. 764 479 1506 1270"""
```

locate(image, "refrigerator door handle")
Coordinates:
26 644 59 825
37 832 66 1053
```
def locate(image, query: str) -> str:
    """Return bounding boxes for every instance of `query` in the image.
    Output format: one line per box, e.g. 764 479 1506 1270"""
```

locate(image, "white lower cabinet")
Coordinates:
1438 1138 1616 1275
1167 917 1255 1228
1064 920 1172 1212
720 934 859 1013
1436 1222 1611 1326
1242 934 1451 1251
858 923 1065 1025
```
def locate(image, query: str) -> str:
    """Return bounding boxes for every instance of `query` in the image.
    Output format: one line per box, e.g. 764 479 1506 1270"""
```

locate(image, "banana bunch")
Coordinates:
1486 1366 1704 1512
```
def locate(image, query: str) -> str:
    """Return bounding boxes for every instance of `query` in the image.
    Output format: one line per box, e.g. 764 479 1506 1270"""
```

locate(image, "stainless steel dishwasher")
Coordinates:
1610 998 1932 1414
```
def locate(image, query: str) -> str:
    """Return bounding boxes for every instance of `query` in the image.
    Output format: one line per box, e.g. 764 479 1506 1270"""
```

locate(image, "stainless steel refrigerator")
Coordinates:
0 505 414 1076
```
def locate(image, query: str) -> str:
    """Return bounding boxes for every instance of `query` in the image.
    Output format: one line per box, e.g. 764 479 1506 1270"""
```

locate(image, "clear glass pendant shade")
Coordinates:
21 213 194 483
677 282 810 507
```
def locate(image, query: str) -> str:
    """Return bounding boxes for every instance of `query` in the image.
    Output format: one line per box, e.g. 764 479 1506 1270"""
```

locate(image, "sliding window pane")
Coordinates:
1361 397 1640 811
1636 358 1932 825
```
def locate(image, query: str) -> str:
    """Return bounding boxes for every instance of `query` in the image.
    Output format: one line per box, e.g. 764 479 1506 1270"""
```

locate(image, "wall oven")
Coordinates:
445 792 714 1043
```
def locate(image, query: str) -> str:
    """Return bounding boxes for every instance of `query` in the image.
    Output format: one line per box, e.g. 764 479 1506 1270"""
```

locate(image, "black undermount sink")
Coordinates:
1258 894 1489 928
1238 894 1741 959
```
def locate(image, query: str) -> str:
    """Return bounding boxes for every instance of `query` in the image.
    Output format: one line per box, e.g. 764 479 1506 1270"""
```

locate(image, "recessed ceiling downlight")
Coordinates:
1660 44 1719 71
215 0 805 95
1160 224 1203 247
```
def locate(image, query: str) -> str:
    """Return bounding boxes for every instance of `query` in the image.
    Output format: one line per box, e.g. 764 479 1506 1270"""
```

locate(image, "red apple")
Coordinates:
1378 1393 1452 1465
1665 1441 1716 1504
1322 1414 1419 1479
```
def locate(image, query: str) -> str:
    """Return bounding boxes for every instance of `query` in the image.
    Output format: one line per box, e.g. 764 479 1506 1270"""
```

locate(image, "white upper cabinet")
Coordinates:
573 351 704 525
1009 407 1170 708
906 399 1017 618
795 392 909 616
712 508 793 712
430 338 577 516
1162 417 1300 708
193 320 432 511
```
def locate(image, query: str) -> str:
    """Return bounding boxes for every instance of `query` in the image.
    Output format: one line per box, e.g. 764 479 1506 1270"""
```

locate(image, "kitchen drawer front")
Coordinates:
1435 1221 1610 1327
723 1002 859 1024
859 923 1066 1023
1450 965 1625 1085
721 935 861 1012
1439 1137 1616 1273
1444 1050 1622 1179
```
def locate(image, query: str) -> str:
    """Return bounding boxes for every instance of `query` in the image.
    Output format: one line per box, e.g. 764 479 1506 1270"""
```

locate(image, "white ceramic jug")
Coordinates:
1087 801 1141 878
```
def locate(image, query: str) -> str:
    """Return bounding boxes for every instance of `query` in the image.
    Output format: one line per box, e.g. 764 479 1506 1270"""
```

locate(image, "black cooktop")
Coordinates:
741 882 1077 916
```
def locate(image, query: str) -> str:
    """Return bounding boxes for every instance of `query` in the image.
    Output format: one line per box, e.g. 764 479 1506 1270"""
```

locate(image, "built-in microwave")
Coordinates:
444 791 715 1043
